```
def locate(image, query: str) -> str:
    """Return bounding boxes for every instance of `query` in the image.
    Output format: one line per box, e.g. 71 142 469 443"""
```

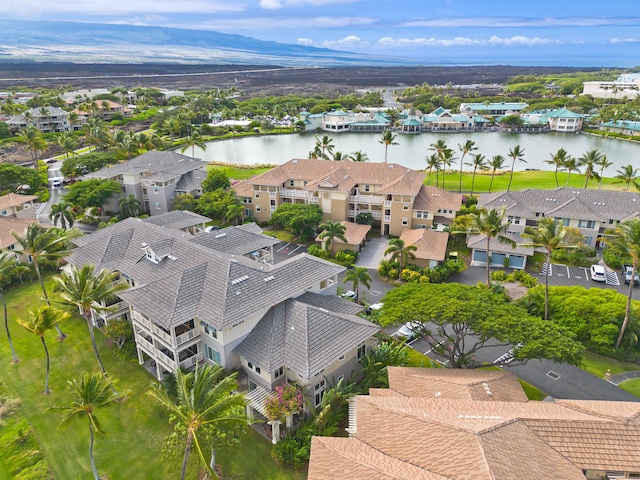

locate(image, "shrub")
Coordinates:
603 247 627 271
387 268 399 279
401 269 421 282
491 270 508 281
307 244 330 260
271 420 319 469
334 250 357 267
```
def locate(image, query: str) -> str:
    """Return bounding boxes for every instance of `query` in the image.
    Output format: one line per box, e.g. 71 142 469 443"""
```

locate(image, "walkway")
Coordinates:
608 371 640 386
355 237 388 269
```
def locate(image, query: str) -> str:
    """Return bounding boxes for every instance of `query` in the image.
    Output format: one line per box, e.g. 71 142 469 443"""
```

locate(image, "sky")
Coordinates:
5 0 640 66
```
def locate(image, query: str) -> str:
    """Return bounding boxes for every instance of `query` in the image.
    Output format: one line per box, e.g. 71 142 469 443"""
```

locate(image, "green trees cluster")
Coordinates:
271 203 323 241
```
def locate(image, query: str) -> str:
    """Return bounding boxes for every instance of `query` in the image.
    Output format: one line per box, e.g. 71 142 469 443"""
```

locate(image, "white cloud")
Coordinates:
260 0 359 9
610 37 639 44
259 0 282 9
319 35 367 49
297 37 314 46
376 35 558 48
183 15 375 32
401 16 640 28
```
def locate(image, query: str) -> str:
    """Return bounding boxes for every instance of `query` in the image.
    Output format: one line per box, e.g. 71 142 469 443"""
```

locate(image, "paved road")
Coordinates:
355 237 388 269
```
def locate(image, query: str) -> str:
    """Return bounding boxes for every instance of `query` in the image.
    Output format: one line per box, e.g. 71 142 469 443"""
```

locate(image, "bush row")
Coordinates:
490 269 539 287
307 245 357 267
378 259 463 283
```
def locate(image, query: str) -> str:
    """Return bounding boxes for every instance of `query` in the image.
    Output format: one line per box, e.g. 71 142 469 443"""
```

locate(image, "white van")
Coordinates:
50 177 62 188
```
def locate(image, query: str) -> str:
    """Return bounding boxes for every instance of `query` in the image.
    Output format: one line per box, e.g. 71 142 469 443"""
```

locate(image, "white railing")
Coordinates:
95 301 127 320
176 328 199 346
348 210 382 219
347 195 383 204
370 211 382 219
156 349 177 369
280 189 308 198
135 332 154 351
151 325 172 345
383 200 392 207
309 197 319 204
133 311 152 330
180 352 204 370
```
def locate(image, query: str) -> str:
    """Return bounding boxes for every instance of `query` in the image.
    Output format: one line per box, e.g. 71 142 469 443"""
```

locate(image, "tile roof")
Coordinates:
0 193 38 211
174 169 206 192
0 216 38 249
84 150 208 180
467 232 534 256
189 223 280 256
234 292 377 378
399 229 449 262
67 218 344 330
142 210 209 230
315 221 371 247
413 185 463 212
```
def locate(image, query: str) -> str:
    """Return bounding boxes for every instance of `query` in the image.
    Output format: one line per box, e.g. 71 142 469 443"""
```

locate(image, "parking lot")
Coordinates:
538 262 632 292
272 241 307 263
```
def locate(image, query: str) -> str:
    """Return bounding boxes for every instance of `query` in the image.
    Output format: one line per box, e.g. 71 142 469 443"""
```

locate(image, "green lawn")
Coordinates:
262 229 295 242
518 379 547 401
0 277 304 480
619 379 640 398
207 163 273 181
580 351 640 379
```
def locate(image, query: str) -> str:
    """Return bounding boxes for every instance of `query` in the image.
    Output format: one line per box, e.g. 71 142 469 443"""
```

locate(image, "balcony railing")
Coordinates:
348 210 381 219
347 195 382 204
180 352 204 370
94 301 127 320
176 328 199 346
309 197 319 204
280 188 308 198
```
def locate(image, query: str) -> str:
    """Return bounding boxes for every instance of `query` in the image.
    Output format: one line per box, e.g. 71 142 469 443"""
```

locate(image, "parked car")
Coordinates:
341 290 357 301
204 225 221 233
622 264 640 286
590 264 606 282
365 303 383 315
393 322 420 342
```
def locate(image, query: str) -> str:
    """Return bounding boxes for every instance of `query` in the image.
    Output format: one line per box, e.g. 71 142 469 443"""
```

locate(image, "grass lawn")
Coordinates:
580 351 640 379
262 229 295 242
0 277 302 480
619 379 640 398
208 163 273 181
518 379 547 401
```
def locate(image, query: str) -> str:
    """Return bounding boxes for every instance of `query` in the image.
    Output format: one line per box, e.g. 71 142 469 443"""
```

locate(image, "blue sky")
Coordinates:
5 0 640 66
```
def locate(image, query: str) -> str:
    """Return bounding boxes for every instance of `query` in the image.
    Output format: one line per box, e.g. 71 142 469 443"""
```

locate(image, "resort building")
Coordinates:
299 110 390 132
582 73 640 99
459 102 528 117
543 108 584 132
6 107 71 134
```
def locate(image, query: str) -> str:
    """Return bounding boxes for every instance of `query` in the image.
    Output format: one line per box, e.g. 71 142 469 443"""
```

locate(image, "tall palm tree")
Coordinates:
605 218 640 348
343 267 372 304
578 148 604 189
318 220 348 257
384 238 417 272
439 148 456 189
315 135 334 159
378 130 399 163
506 145 526 192
54 265 129 376
545 148 571 188
49 373 127 480
562 157 581 186
55 131 79 159
466 207 515 287
118 194 141 219
488 155 506 193
148 365 247 480
520 218 576 321
425 153 440 186
467 153 487 197
164 116 184 143
49 201 76 230
17 125 48 169
350 150 369 162
0 253 19 363
596 155 613 190
613 164 639 192
181 130 207 158
429 139 453 189
457 140 478 193
226 202 244 226
12 224 73 339
17 306 69 394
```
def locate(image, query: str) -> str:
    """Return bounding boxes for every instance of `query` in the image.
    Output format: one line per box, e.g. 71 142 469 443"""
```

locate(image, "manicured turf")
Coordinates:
580 351 640 379
208 164 273 181
518 379 547 401
619 379 640 398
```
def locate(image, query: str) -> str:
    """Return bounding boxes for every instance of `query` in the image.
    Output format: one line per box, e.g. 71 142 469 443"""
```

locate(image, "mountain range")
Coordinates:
0 20 413 67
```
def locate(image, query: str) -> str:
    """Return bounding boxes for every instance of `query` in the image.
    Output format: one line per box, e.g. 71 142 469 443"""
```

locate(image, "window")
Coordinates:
153 186 158 194
274 366 283 379
205 345 220 364
255 193 260 199
562 218 570 227
200 321 217 338
255 366 261 374
248 379 257 391
364 185 370 192
402 218 408 226
270 200 276 206
357 342 366 361
289 180 294 186
314 380 325 408
303 181 308 186
417 224 426 229
578 219 596 229
403 203 409 211
585 236 593 246
154 202 161 210
244 209 252 217
256 206 261 212
338 355 345 361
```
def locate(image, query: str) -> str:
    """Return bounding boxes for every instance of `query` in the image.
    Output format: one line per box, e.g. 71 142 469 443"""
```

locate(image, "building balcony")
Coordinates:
309 197 319 204
179 351 204 370
176 328 199 346
383 200 392 207
93 300 127 320
347 194 383 204
280 188 309 198
348 210 382 219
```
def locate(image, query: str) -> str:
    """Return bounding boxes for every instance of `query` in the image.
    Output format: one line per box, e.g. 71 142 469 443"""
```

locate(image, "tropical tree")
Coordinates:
488 155 506 193
562 157 581 186
465 207 515 287
49 201 76 229
384 238 417 272
148 365 247 480
55 131 79 159
17 306 69 394
578 148 604 189
11 224 73 338
164 116 184 143
545 148 571 188
378 130 399 163
343 267 372 304
350 150 369 162
467 153 487 197
596 155 613 190
605 218 640 348
17 125 48 169
359 341 410 391
520 218 576 321
49 373 127 480
425 153 440 186
457 140 478 193
118 194 141 219
315 135 334 159
429 139 454 188
181 130 207 158
613 164 639 192
506 145 526 192
318 220 347 257
0 253 19 363
54 265 129 376
225 202 244 226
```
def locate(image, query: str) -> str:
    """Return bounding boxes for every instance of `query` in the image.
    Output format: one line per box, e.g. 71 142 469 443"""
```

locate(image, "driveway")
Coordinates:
356 237 388 269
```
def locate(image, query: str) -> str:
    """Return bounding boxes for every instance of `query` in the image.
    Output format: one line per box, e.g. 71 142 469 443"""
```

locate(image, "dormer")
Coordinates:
141 243 161 264
141 239 176 264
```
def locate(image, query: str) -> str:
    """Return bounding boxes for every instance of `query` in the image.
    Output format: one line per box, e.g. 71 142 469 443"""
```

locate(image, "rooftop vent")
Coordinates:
230 275 249 285
264 276 275 282
167 255 177 261
215 233 227 238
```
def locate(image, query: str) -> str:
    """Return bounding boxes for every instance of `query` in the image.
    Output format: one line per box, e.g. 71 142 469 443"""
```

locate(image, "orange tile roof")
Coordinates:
399 229 450 263
0 193 38 211
315 221 371 246
413 185 463 212
0 217 38 248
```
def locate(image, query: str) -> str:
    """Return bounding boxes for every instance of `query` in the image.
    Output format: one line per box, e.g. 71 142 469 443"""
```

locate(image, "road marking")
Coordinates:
605 270 620 286
553 263 570 278
540 263 552 276
546 371 561 380
579 268 590 282
276 242 290 253
288 245 303 256
424 340 444 355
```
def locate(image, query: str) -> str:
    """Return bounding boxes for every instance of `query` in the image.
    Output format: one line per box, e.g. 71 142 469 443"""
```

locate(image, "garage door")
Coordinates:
491 253 506 267
473 250 487 263
508 255 525 269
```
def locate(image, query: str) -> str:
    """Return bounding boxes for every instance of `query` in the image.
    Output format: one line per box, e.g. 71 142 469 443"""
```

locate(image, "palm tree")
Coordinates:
506 145 526 192
545 148 571 188
148 365 247 480
17 125 48 169
318 220 347 257
520 218 576 321
384 238 417 272
578 148 604 189
466 207 515 287
12 224 72 339
118 194 141 219
17 306 69 394
343 267 372 304
429 139 453 188
350 150 369 162
425 153 440 186
378 130 399 163
181 130 207 158
54 265 129 376
613 164 639 192
55 131 79 159
49 373 127 480
596 155 613 190
0 253 19 363
457 140 478 193
164 116 183 143
605 218 640 348
562 157 581 186
226 202 244 226
49 201 76 229
315 135 334 159
467 153 487 197
488 155 506 193
331 150 347 160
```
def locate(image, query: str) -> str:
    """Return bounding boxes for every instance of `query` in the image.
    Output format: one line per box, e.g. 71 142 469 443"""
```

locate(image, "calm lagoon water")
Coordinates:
194 131 640 176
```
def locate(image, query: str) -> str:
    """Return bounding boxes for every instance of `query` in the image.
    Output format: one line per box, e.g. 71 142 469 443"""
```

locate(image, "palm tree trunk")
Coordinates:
544 252 551 321
35 261 66 339
89 423 100 480
507 161 515 191
41 336 50 394
181 431 194 480
86 314 107 376
2 294 18 363
554 168 559 188
489 172 496 193
470 169 477 197
458 156 465 193
486 237 491 287
615 271 635 348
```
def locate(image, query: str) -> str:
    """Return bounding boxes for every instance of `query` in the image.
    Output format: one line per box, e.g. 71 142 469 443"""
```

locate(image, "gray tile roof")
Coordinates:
142 210 209 230
467 232 534 256
234 293 378 379
175 169 206 193
479 188 640 222
84 150 208 180
67 218 344 330
189 223 280 256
